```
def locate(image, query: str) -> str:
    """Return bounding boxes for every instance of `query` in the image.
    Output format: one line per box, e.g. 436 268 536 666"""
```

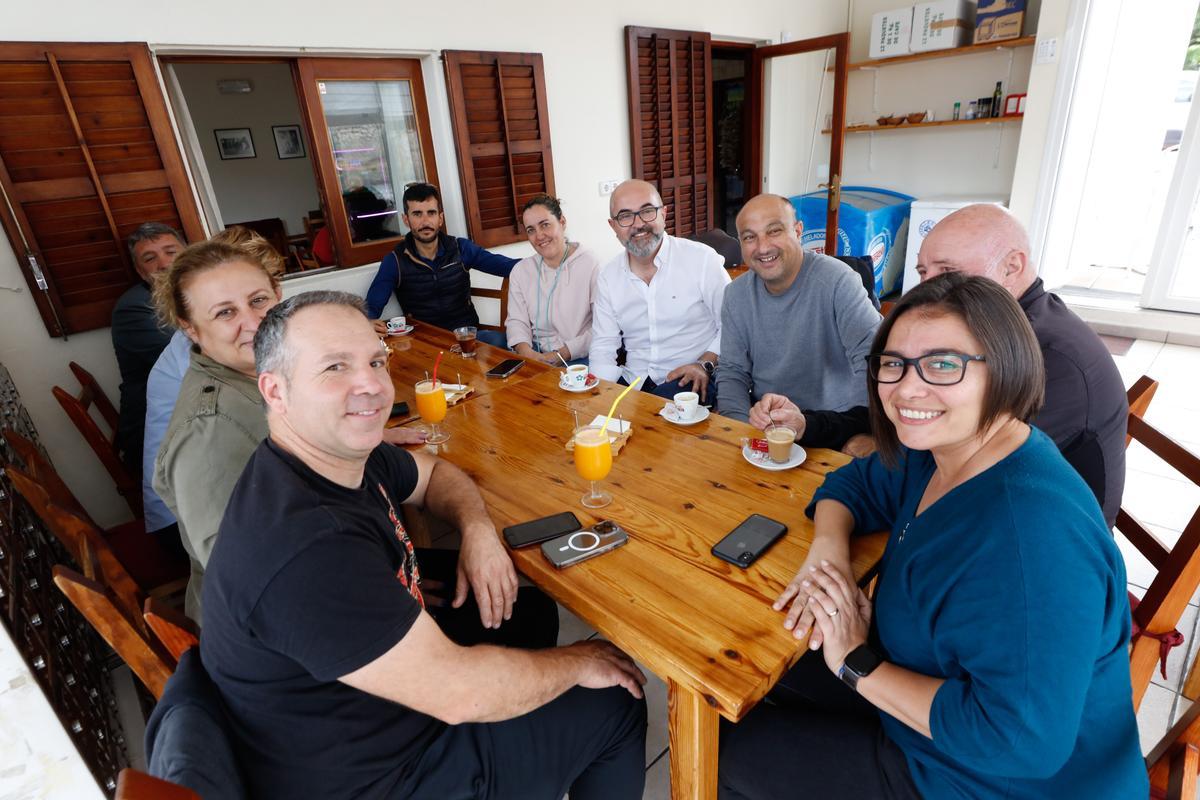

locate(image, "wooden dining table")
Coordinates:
391 354 888 800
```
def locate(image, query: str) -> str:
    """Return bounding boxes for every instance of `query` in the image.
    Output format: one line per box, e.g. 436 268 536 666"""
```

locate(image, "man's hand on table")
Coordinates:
841 434 877 458
565 640 648 698
803 561 872 674
382 427 428 446
749 394 806 437
666 362 710 401
372 319 389 336
457 522 519 628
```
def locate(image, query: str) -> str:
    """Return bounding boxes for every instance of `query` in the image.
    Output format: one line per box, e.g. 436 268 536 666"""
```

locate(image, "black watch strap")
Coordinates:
700 360 716 376
838 644 883 692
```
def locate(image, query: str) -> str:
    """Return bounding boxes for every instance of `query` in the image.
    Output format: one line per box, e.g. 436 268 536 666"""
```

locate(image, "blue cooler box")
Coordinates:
790 186 914 298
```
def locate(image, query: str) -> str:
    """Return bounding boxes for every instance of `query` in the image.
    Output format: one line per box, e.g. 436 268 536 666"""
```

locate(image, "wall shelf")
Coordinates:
840 35 1036 72
824 116 1024 135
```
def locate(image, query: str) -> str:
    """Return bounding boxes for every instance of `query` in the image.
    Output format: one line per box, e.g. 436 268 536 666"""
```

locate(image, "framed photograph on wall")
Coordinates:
214 128 255 160
272 125 306 159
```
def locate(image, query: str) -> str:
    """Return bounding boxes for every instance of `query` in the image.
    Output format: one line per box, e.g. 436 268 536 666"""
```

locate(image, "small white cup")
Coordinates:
564 363 589 388
673 391 700 420
386 315 407 333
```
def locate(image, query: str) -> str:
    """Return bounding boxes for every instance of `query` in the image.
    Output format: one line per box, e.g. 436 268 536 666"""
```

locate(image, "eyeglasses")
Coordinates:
867 352 986 386
612 205 662 227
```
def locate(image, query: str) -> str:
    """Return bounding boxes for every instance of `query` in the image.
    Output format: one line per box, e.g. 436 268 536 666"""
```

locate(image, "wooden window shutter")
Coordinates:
443 51 555 248
0 43 203 337
625 27 713 237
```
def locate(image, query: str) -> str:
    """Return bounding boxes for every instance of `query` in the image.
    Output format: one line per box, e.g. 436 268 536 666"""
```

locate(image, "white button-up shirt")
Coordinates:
589 234 730 384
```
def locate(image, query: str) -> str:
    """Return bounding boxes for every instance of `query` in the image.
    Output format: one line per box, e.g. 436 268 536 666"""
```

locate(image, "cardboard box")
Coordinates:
870 7 914 59
975 0 1025 43
911 0 976 52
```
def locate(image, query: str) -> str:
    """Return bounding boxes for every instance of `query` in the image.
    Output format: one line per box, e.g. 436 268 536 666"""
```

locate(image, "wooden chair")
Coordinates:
470 275 510 334
2 428 89 521
51 361 141 517
52 565 175 698
143 597 199 663
1127 375 1160 446
116 769 200 800
1117 412 1200 710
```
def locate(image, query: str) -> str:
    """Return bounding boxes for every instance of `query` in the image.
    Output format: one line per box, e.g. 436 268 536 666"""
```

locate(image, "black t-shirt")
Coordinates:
201 438 444 799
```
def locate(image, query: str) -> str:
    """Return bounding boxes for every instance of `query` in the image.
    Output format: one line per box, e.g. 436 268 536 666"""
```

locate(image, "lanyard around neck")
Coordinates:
533 242 573 352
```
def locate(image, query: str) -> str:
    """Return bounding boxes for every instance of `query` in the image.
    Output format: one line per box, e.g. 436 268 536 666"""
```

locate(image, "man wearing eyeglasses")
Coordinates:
365 183 517 346
589 180 730 404
914 204 1127 528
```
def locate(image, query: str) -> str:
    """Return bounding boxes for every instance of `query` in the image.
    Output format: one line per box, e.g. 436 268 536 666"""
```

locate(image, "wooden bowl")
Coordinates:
876 115 904 127
906 111 927 124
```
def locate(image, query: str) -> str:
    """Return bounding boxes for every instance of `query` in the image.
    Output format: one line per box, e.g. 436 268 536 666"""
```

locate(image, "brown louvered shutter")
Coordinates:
0 43 203 337
443 51 555 248
625 27 713 237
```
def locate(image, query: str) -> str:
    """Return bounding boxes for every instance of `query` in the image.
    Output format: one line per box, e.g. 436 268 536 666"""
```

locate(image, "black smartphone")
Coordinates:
711 514 788 568
389 401 410 419
486 358 525 379
503 511 582 549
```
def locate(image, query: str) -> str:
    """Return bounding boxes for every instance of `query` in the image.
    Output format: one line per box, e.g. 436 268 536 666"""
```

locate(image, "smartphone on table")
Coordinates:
711 514 787 568
503 511 582 549
542 520 629 569
486 359 524 379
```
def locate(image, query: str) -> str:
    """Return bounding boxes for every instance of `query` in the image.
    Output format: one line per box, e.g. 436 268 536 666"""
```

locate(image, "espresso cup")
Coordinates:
565 363 589 388
453 326 478 358
673 391 700 420
766 426 796 463
386 315 407 333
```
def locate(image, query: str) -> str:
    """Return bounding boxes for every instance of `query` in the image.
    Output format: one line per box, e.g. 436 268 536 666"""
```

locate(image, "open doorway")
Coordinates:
165 59 329 271
711 43 753 235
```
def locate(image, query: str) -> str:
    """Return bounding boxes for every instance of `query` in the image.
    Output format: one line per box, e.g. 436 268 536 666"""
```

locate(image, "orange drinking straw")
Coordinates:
432 350 444 386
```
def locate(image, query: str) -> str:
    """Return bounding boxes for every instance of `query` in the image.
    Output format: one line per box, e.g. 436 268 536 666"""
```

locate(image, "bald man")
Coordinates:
718 194 881 446
589 180 730 403
917 204 1128 526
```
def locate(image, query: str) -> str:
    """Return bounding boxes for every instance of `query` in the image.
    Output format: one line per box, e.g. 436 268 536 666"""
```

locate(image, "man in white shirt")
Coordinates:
589 180 730 404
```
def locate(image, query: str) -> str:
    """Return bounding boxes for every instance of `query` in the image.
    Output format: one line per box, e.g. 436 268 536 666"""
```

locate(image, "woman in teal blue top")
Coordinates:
718 273 1145 799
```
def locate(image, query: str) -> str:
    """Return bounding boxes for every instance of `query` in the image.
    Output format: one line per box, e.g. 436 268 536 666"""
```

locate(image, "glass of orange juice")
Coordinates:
573 425 613 508
414 379 449 444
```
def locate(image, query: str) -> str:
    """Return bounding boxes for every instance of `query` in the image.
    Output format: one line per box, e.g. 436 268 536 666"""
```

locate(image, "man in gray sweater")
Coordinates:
717 194 880 442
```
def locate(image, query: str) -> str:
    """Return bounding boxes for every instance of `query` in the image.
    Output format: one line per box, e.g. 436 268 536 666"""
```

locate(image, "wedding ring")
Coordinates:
828 608 839 617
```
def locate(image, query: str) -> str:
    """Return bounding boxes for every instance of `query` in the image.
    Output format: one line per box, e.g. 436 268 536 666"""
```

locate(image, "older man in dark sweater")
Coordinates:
915 204 1128 527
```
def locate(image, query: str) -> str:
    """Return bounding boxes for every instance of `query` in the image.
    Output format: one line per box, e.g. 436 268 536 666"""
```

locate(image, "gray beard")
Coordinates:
623 229 664 259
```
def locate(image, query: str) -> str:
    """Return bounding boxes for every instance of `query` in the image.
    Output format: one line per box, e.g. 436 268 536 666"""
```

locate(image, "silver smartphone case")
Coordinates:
541 520 628 569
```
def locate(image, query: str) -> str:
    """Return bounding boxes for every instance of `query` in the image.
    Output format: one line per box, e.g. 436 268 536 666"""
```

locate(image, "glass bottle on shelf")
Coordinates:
992 81 1003 118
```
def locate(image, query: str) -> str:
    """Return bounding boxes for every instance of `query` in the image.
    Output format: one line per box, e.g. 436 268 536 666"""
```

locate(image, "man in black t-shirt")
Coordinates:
201 291 647 800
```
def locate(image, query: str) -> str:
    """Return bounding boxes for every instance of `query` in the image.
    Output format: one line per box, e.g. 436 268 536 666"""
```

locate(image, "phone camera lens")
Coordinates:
739 552 752 563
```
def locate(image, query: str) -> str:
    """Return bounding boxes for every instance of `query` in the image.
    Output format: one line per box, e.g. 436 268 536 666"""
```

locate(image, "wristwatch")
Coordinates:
838 644 883 692
699 360 716 376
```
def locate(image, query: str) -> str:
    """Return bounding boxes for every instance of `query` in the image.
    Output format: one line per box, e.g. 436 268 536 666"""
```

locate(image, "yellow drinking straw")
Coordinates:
602 376 643 436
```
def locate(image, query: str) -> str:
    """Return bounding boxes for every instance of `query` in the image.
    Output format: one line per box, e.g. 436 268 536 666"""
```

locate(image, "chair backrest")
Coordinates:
1127 375 1160 447
52 362 141 517
2 428 91 522
472 276 510 333
52 565 174 698
833 254 881 310
687 228 742 269
144 597 199 662
145 647 249 800
116 769 201 800
1147 698 1200 799
1118 413 1200 710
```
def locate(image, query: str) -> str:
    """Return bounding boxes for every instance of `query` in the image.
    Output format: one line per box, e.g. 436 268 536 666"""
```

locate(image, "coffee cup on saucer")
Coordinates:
386 315 408 334
563 363 589 388
673 391 700 421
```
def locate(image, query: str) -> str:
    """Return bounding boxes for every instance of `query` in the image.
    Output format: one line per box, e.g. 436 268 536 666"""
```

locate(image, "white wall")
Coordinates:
1 0 847 523
172 62 321 235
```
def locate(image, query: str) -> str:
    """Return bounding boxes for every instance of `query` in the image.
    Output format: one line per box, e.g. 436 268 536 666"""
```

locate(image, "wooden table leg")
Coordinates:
668 679 719 800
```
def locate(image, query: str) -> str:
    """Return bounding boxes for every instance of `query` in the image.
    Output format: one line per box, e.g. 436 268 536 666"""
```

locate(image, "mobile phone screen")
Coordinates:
711 514 787 568
486 359 525 379
503 511 581 548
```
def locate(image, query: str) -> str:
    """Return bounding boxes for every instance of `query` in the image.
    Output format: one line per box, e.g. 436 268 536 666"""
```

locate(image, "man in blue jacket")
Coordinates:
366 183 516 346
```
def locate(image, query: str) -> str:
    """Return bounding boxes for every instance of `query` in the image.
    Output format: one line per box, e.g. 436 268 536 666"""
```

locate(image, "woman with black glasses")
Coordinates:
718 273 1145 799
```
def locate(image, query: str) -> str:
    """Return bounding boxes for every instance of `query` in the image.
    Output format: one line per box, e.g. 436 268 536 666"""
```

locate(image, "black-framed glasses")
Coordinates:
612 205 662 227
866 352 986 386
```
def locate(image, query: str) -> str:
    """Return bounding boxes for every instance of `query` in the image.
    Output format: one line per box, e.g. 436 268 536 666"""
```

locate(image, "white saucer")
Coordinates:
742 442 807 471
386 325 415 336
559 375 599 393
659 404 710 426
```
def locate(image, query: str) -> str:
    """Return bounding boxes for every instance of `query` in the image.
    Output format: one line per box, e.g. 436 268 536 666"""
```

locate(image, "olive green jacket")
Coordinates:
153 350 267 623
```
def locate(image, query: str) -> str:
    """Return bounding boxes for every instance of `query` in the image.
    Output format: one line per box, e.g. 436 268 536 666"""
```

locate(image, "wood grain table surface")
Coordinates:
397 363 887 800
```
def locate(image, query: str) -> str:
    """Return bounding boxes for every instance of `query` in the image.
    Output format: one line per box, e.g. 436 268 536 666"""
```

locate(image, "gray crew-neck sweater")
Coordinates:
716 251 881 422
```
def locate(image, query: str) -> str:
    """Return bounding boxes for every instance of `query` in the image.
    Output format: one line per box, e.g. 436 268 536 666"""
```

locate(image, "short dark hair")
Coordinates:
126 222 184 261
402 182 441 214
253 290 367 379
522 193 564 220
867 272 1045 467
